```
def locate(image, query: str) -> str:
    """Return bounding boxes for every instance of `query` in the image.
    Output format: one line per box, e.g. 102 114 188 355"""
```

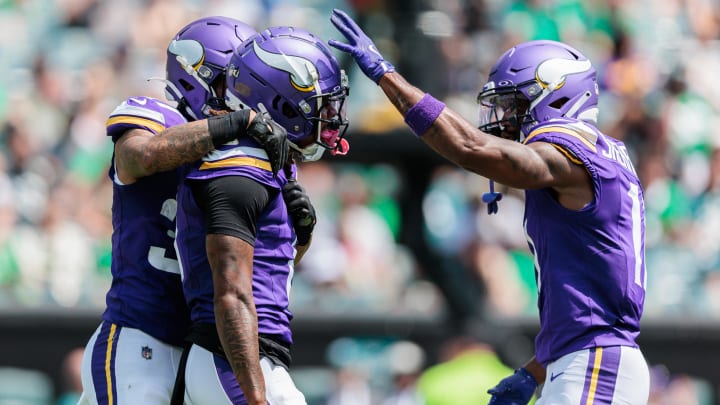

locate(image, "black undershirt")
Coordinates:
188 175 278 244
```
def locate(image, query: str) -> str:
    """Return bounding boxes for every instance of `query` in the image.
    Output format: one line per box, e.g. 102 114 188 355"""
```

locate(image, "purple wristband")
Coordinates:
404 93 445 137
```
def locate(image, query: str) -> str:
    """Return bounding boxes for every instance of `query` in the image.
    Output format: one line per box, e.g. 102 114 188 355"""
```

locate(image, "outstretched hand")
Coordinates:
246 112 289 177
328 8 395 83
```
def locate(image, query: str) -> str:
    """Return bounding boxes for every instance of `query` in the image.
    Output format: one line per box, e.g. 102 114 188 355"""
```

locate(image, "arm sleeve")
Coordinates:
189 175 276 245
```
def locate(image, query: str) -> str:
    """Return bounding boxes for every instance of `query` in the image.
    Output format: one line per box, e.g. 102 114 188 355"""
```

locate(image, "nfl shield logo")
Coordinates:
141 346 153 360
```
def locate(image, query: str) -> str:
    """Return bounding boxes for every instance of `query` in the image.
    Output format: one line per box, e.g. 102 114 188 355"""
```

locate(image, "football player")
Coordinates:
173 26 350 404
329 8 649 405
78 17 288 405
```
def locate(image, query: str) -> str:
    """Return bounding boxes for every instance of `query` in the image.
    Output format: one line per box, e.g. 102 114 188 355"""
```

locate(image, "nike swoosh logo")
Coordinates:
130 97 148 105
550 372 564 382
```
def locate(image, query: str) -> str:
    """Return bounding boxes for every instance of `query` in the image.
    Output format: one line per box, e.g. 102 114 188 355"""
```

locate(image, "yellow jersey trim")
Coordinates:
524 126 597 153
551 144 583 165
106 116 166 134
200 157 272 172
105 323 117 405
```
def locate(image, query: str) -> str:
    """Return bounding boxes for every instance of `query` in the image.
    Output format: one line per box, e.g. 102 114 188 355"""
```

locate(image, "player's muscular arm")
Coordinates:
207 233 266 405
114 121 215 184
529 142 593 209
379 72 426 114
115 110 268 184
378 73 591 195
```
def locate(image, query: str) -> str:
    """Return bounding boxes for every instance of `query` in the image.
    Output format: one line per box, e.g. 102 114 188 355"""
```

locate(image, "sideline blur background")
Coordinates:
1 0 719 404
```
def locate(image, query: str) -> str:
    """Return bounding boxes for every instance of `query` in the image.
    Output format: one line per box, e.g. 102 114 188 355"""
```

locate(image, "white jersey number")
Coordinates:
628 183 645 289
148 199 180 275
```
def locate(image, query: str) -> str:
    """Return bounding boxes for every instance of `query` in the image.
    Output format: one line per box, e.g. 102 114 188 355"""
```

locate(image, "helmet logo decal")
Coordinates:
253 40 318 92
168 39 205 72
535 58 592 90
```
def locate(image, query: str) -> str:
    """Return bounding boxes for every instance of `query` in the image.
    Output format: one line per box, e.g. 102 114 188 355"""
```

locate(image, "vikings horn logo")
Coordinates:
535 58 592 90
253 40 318 92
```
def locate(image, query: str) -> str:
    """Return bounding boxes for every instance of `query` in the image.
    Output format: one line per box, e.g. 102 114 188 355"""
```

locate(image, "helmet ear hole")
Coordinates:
210 74 225 89
550 97 569 109
281 101 298 119
178 78 194 92
269 95 299 119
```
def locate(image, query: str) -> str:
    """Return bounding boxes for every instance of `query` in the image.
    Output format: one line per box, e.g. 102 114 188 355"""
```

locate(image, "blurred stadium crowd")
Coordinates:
1 0 719 403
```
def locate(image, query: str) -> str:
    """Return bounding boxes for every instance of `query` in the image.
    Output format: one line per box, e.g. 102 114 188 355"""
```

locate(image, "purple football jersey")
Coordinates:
175 141 297 345
522 119 646 366
102 96 191 347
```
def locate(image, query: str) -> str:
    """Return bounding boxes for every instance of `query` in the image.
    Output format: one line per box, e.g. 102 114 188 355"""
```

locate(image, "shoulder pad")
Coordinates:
106 97 186 137
523 120 598 153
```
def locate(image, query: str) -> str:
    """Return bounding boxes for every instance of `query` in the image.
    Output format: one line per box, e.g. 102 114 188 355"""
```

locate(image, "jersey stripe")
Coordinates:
106 116 166 134
204 145 269 162
111 102 167 122
525 125 597 152
550 144 583 165
199 157 272 172
105 323 118 405
585 347 603 405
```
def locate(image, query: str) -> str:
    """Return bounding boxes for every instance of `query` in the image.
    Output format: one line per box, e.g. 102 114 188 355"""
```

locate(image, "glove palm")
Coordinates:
328 8 395 83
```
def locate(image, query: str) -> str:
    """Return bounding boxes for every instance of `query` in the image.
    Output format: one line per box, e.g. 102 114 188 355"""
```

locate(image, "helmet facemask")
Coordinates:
299 75 350 161
477 83 533 142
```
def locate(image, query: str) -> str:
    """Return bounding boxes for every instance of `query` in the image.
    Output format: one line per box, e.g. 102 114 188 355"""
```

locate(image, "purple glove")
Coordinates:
487 368 537 405
328 8 395 83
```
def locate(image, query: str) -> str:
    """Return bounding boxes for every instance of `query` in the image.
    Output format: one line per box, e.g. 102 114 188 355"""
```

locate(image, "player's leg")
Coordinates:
79 322 181 405
261 357 307 404
111 327 183 404
183 344 237 404
183 344 308 405
612 346 649 404
78 323 106 405
537 345 649 405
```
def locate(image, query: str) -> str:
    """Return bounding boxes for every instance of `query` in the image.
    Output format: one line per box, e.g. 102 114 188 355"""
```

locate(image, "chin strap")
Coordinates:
482 180 503 215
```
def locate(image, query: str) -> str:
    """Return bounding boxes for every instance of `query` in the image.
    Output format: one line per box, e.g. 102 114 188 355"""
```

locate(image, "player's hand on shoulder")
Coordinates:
207 109 288 177
247 111 289 177
488 367 537 405
282 180 316 246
